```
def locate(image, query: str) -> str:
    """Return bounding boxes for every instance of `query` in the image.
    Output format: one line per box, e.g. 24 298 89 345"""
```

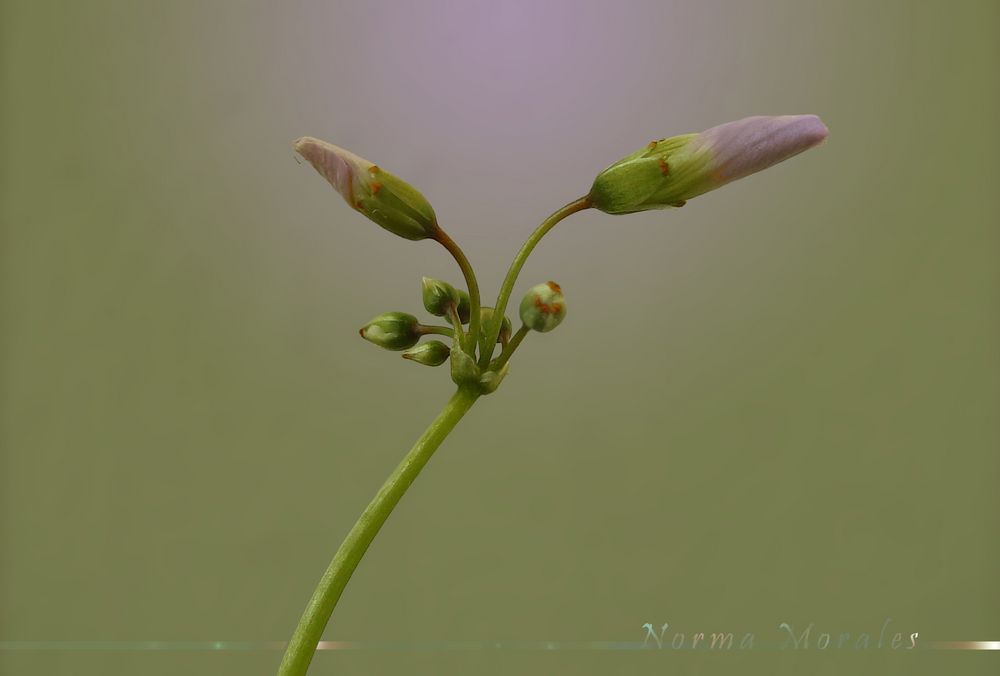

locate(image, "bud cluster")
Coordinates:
296 114 827 396
353 277 517 394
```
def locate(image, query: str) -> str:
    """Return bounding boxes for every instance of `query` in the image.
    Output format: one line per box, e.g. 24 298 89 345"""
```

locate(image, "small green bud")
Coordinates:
450 342 481 385
421 277 460 317
519 281 566 333
477 306 512 356
294 137 440 241
589 115 829 214
478 362 510 395
401 340 450 366
455 288 472 324
359 312 421 350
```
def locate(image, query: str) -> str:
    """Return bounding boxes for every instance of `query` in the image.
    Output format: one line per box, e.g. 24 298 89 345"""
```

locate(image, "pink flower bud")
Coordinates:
294 137 439 241
589 115 829 214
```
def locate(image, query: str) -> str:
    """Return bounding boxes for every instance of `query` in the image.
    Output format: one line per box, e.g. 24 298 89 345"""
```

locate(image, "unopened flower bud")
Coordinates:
450 342 481 385
477 306 513 357
479 307 512 342
401 340 450 366
589 115 828 214
478 362 510 395
359 312 421 350
519 281 566 333
455 288 472 324
421 277 460 317
294 137 439 241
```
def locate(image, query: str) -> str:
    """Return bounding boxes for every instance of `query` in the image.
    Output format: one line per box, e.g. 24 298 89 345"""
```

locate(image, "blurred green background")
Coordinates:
1 1 997 674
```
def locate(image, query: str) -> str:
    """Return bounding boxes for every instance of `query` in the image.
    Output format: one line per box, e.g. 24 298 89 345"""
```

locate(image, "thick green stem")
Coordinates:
434 229 481 355
480 196 591 366
277 387 481 676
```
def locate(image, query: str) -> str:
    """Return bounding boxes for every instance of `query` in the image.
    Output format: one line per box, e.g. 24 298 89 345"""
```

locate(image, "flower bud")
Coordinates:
478 362 510 395
294 137 439 241
479 307 512 342
421 277 460 317
477 306 513 357
589 115 828 214
359 312 421 350
455 288 472 324
450 341 481 385
401 340 451 366
519 281 566 333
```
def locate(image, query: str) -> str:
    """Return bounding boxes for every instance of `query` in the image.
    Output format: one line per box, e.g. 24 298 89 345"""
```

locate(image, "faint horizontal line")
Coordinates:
0 641 288 652
927 641 1000 651
1 640 997 652
0 641 641 652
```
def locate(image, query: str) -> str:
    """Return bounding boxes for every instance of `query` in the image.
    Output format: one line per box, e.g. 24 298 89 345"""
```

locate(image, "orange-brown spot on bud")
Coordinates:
371 181 383 195
368 165 380 174
532 295 556 315
658 158 670 176
550 302 563 314
359 328 366 337
647 140 658 150
546 281 562 293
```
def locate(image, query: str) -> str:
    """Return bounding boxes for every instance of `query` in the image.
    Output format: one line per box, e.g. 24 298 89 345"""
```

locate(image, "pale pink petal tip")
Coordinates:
292 136 357 204
695 114 829 185
796 114 830 148
293 136 324 162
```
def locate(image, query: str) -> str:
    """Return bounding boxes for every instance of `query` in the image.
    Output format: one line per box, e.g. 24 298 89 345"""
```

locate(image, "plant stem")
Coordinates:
277 386 481 676
418 325 455 339
445 305 467 353
480 196 591 366
491 324 529 371
434 229 481 354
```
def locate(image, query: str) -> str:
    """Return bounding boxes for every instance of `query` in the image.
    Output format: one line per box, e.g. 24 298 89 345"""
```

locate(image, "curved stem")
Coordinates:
491 324 529 372
445 305 466 352
434 229 481 355
278 387 481 676
480 196 591 366
418 325 455 338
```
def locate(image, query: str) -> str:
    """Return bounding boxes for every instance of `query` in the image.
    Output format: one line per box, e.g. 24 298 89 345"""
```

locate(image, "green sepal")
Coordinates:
450 342 481 386
369 170 438 238
478 362 510 395
588 133 714 214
